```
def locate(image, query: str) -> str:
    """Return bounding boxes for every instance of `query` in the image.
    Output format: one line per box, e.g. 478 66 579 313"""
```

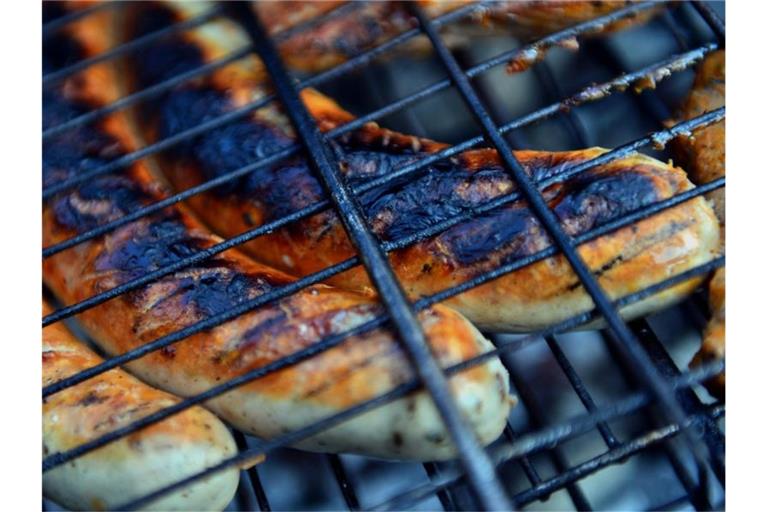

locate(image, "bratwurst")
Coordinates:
126 1 721 332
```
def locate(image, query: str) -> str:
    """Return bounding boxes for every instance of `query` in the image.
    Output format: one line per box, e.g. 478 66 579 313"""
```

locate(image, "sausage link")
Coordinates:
672 51 725 399
43 300 240 510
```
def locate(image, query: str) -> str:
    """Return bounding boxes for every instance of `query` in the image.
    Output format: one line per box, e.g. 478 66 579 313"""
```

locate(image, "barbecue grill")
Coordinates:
41 1 726 510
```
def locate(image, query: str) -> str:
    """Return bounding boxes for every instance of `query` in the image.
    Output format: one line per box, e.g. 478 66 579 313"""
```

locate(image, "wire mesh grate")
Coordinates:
42 1 725 510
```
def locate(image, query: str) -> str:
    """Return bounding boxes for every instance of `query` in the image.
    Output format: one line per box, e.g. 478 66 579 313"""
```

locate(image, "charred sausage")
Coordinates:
125 1 722 332
43 4 513 461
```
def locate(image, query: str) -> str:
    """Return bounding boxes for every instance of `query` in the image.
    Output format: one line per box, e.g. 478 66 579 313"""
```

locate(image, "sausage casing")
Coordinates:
43 301 240 510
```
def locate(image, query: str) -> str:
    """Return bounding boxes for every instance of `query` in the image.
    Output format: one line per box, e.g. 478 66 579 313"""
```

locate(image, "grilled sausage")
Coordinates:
254 1 656 73
42 301 239 510
671 50 725 226
125 1 721 333
690 268 724 400
43 4 513 461
672 51 725 399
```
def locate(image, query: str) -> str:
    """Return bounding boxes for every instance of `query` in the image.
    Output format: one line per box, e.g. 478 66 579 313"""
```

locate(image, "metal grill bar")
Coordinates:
503 353 594 511
524 48 719 510
42 252 723 474
598 326 714 511
115 358 724 511
629 320 725 484
327 455 361 510
229 3 510 509
233 431 273 512
545 336 621 449
42 5 223 87
409 3 716 491
394 404 724 511
691 1 726 44
511 405 724 509
42 1 115 39
424 463 459 510
501 424 543 488
578 14 726 493
367 370 724 511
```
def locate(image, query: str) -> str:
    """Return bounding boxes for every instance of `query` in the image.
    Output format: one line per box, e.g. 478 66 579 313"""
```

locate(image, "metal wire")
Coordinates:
502 353 594 511
368 369 724 511
327 455 361 510
691 1 726 45
41 1 725 510
233 431 273 512
523 42 722 510
42 1 116 39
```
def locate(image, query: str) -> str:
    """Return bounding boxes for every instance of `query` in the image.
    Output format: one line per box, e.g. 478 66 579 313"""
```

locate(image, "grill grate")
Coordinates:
41 1 725 510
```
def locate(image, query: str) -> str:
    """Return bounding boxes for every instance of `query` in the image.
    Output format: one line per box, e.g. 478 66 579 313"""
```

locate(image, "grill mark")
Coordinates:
222 304 380 369
563 217 696 293
77 391 109 407
301 341 403 400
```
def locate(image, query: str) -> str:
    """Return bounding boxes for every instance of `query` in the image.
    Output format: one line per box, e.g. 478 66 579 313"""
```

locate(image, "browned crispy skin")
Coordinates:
126 2 720 332
256 1 652 73
672 50 725 225
42 301 239 510
43 4 511 460
673 51 725 400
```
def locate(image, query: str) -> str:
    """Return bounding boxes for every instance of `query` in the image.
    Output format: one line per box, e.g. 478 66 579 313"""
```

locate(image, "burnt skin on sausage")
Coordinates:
43 4 513 461
125 1 721 333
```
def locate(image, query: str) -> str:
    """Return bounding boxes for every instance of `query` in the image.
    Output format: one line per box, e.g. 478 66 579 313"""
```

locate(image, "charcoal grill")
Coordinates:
41 1 726 510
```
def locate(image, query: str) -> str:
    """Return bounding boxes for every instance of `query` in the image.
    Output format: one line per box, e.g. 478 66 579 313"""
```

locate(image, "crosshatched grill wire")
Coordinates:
41 1 725 510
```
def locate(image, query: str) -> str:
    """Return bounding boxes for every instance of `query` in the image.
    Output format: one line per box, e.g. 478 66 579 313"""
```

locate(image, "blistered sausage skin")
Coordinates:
126 2 721 333
42 301 239 511
43 3 512 461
